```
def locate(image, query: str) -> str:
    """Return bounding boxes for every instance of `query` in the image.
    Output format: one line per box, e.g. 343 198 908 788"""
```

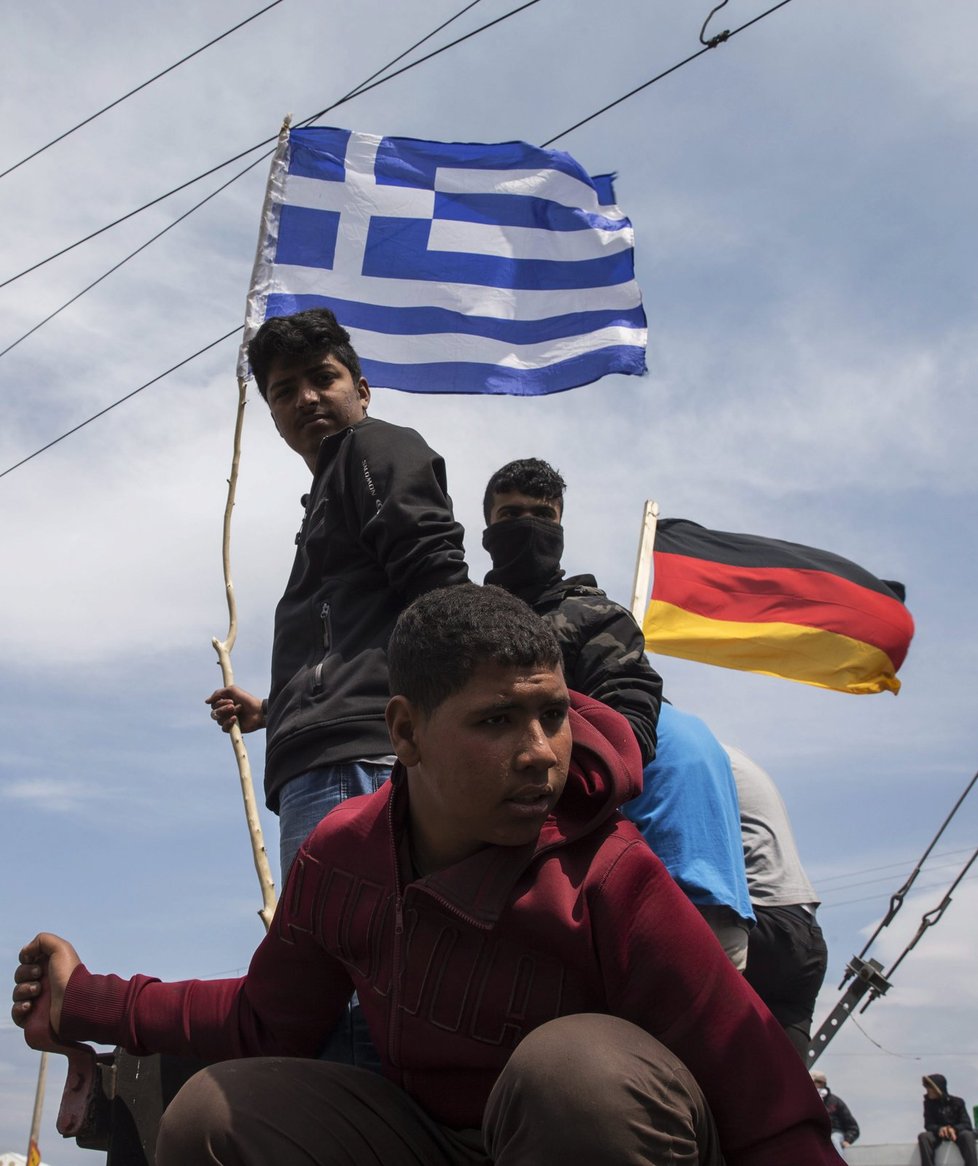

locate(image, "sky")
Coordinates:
1 0 977 1159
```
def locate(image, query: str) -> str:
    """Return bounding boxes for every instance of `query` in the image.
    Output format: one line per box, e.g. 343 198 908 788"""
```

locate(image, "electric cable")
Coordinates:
0 0 537 293
0 2 285 183
0 0 799 479
0 0 487 361
0 328 242 482
542 0 795 146
820 871 978 912
815 848 975 887
872 847 978 995
841 768 977 985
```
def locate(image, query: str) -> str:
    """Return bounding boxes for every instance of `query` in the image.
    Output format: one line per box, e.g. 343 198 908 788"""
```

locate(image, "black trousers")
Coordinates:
744 904 827 1059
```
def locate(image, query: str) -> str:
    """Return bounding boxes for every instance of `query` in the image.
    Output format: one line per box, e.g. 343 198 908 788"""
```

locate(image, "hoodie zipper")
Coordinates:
311 601 332 693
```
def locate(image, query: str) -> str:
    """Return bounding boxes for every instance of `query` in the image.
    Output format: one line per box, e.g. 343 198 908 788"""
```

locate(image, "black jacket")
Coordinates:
923 1074 974 1136
527 573 662 765
264 416 468 809
822 1091 859 1144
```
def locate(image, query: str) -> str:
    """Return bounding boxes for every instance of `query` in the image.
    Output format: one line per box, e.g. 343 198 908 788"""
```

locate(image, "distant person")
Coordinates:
15 585 840 1166
205 308 468 880
725 744 828 1059
810 1070 859 1158
919 1073 977 1166
621 703 754 969
482 457 661 763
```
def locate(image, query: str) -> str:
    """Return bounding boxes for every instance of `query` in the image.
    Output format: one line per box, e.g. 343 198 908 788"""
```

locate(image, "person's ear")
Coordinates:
386 695 422 766
358 377 371 414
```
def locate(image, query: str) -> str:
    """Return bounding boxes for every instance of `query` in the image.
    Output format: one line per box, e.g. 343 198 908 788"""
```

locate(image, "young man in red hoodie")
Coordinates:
14 586 836 1166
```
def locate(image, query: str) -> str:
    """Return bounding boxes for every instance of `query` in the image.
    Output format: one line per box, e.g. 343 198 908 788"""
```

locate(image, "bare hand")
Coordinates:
940 1126 957 1142
205 686 266 734
12 933 81 1039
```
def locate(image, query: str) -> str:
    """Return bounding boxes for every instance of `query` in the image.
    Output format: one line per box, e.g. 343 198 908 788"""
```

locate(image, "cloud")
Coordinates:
1 778 113 815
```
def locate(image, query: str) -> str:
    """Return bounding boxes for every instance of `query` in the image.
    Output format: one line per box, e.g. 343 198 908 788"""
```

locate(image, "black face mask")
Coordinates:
482 517 564 597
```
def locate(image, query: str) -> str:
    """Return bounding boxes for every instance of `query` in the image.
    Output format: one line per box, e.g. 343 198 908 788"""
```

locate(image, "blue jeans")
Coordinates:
278 761 392 881
277 760 392 1073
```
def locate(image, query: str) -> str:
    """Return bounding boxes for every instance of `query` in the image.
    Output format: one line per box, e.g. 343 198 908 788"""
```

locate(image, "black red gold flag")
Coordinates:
644 518 914 694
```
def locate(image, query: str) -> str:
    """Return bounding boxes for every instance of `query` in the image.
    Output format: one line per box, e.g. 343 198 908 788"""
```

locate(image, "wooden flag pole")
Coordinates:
208 117 293 933
630 499 659 629
26 1050 47 1166
211 376 277 932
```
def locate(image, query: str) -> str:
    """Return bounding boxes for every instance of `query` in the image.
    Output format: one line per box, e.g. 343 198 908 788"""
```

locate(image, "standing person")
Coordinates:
482 459 753 966
919 1074 977 1166
481 457 661 764
206 308 469 880
810 1071 859 1158
14 586 840 1166
726 744 828 1059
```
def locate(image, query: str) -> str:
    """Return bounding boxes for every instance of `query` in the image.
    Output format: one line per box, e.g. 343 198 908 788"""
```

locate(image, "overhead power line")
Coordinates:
0 0 538 293
0 0 489 361
542 0 795 146
843 768 977 983
0 0 285 183
0 328 242 481
0 0 791 480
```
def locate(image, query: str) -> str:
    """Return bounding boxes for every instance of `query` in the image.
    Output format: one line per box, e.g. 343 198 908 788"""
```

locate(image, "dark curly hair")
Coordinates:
247 308 362 399
482 458 566 523
388 585 562 715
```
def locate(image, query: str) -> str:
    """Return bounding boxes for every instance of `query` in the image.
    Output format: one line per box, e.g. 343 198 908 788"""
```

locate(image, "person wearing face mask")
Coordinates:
809 1071 859 1158
482 458 662 766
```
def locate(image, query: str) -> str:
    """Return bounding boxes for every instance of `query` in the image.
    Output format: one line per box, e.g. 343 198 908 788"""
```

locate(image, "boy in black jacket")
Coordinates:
919 1074 977 1166
206 309 469 882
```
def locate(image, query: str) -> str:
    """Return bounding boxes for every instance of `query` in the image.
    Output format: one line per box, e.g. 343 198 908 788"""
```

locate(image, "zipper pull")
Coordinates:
394 894 404 935
320 602 331 649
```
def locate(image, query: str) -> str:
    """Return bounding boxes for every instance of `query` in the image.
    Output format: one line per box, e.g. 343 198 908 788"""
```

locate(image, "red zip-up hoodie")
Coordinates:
62 693 835 1165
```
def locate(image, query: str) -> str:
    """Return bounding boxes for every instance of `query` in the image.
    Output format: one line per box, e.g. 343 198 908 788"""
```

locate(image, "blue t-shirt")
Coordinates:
621 703 754 923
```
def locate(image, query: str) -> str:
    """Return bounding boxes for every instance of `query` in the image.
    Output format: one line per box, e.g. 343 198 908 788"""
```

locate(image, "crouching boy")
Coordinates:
14 585 835 1165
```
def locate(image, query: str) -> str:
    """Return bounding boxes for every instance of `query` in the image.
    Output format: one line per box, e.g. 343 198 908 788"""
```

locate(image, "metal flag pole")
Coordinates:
630 499 659 629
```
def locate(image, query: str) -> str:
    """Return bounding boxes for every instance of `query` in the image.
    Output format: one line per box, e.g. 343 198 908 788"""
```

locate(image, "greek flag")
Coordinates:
242 126 646 395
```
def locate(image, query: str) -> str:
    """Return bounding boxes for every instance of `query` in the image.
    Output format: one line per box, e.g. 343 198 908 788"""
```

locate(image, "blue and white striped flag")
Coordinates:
241 126 646 396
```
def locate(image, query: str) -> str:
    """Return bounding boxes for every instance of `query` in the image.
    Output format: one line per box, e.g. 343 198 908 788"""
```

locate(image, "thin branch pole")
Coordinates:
211 374 277 931
26 1051 47 1165
630 499 659 627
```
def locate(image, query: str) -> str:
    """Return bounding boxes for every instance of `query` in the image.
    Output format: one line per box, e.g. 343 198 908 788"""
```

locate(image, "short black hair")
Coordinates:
247 308 362 399
388 585 562 715
482 458 567 523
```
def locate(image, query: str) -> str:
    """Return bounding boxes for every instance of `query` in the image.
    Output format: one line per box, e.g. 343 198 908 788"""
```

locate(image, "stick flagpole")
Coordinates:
630 499 659 630
25 1050 47 1166
210 116 291 932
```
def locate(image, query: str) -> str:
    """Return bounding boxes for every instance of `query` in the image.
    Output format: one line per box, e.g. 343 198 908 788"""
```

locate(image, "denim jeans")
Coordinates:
276 760 392 1073
278 760 393 880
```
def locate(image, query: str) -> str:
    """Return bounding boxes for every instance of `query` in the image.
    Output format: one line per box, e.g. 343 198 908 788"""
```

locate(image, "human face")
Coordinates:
488 490 562 525
389 661 571 874
265 352 370 471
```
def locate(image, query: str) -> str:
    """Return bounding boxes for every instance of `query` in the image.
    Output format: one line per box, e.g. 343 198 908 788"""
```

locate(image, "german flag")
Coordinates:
644 518 914 694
